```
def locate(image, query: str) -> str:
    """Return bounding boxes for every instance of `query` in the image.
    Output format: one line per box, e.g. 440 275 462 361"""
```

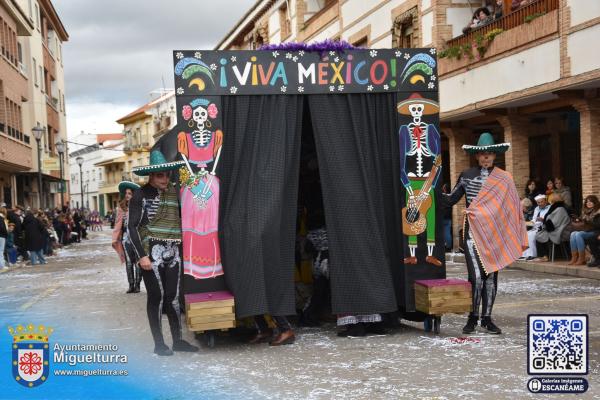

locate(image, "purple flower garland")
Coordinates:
259 39 357 55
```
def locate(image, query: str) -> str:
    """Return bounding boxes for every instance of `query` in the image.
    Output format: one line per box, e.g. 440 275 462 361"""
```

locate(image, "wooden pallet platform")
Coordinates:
414 278 472 315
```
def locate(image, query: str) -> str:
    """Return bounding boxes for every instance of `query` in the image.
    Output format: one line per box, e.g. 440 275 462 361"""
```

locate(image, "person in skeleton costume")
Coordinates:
398 93 442 267
178 98 224 279
443 133 527 334
112 181 141 293
128 150 199 355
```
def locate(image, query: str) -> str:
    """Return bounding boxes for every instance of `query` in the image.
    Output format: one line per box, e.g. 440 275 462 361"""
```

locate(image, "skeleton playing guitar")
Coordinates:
402 155 442 236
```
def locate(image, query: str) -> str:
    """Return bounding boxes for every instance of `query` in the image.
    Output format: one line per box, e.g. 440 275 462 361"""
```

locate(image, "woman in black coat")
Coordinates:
23 212 47 265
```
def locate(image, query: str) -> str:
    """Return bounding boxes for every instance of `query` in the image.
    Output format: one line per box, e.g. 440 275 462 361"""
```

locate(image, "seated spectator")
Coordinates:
533 193 571 262
521 198 533 222
545 178 555 196
525 179 542 204
585 212 600 267
567 195 600 265
553 177 572 209
521 194 550 260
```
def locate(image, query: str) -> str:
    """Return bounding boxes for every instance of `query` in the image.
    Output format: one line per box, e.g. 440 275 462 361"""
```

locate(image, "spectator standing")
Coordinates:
7 206 27 261
23 210 47 265
462 7 493 34
567 195 600 265
0 207 8 269
6 223 17 266
73 211 82 243
493 0 504 19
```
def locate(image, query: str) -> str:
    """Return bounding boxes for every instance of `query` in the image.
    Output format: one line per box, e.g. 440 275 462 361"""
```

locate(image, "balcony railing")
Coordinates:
446 0 559 48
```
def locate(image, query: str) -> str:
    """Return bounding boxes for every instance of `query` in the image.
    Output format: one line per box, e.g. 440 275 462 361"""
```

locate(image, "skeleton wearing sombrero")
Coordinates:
397 93 442 267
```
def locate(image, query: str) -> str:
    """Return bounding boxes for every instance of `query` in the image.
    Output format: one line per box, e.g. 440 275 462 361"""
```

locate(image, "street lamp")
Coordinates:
55 139 66 210
76 156 84 210
32 124 45 209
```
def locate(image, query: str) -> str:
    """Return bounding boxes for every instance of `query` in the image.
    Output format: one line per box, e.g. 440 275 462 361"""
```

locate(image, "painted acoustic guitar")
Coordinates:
402 155 442 236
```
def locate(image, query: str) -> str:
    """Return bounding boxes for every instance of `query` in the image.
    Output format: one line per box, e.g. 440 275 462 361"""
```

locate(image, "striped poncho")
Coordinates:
465 167 528 274
145 185 182 245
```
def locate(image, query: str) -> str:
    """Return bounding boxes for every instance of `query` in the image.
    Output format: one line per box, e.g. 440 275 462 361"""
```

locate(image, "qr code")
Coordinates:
528 315 587 375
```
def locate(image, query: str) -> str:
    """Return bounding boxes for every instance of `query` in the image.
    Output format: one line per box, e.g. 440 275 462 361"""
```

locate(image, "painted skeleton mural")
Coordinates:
178 98 224 279
398 93 442 267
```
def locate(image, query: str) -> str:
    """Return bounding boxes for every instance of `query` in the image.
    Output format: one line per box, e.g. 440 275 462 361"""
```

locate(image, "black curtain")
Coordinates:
219 95 303 318
308 93 403 315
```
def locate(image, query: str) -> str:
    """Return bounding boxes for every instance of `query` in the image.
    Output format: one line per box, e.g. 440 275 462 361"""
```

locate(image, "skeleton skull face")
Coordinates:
408 104 424 119
192 106 208 127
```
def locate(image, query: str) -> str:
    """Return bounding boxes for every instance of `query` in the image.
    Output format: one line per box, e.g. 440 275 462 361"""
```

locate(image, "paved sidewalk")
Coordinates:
446 252 600 280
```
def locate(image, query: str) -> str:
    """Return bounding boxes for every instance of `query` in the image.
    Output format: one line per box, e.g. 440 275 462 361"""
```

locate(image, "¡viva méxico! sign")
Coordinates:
173 48 438 96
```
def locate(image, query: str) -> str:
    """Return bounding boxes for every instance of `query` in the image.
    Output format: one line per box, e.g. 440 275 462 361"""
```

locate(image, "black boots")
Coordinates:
481 317 502 334
462 316 478 334
153 343 173 356
462 316 502 334
154 340 199 356
172 340 199 352
126 284 135 294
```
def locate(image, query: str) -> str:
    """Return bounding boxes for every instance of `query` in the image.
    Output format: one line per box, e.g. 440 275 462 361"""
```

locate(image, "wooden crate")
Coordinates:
184 291 236 332
414 279 472 315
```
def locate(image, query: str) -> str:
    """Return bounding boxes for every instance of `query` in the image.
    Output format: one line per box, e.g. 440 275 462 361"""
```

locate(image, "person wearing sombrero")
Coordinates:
127 149 198 355
111 180 141 293
443 133 527 334
398 93 443 267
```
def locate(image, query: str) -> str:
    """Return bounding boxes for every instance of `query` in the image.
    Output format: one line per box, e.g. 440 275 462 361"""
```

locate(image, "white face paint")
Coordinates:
409 103 424 124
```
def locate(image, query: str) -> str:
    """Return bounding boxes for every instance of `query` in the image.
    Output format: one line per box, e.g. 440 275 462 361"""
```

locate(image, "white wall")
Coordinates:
447 7 473 38
310 20 341 42
568 0 600 26
341 1 398 46
439 39 561 112
421 11 433 46
341 0 383 26
568 24 600 76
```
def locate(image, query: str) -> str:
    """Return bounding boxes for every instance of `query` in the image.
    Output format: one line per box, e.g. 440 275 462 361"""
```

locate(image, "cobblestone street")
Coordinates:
1 230 599 399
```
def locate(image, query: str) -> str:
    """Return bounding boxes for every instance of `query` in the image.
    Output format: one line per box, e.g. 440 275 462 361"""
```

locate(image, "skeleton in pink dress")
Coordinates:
178 98 223 279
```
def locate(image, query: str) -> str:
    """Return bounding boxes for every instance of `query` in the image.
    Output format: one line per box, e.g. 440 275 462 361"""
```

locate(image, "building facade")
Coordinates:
96 90 177 213
217 0 600 247
68 133 123 215
0 0 69 210
0 0 33 207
